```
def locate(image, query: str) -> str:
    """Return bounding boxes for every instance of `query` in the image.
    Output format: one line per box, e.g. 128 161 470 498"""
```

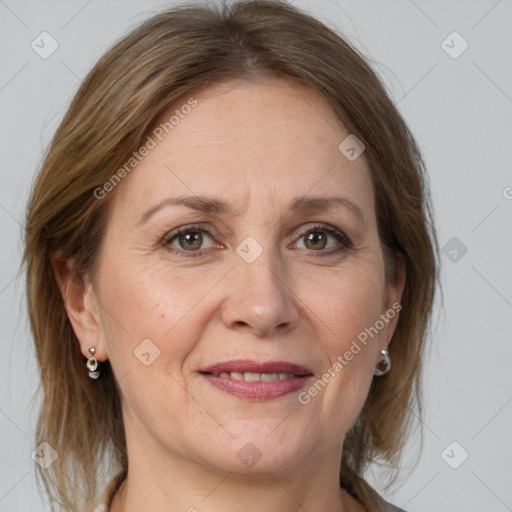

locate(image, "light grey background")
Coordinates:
1 1 511 510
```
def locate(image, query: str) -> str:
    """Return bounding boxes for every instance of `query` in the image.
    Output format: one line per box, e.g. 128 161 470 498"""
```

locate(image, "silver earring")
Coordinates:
86 347 100 379
374 348 391 376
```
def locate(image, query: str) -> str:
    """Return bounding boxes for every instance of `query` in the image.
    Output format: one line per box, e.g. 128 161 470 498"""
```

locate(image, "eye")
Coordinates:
302 231 329 250
293 224 352 253
166 228 215 252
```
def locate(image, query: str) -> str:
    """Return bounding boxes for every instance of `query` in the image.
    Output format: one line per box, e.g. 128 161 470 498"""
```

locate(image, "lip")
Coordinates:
199 359 313 400
201 359 313 376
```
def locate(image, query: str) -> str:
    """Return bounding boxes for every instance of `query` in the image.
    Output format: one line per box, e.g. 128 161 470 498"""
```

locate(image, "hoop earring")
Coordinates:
86 347 100 379
374 348 391 376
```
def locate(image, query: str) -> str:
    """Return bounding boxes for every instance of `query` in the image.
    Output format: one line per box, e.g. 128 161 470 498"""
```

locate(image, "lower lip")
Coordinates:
201 373 312 400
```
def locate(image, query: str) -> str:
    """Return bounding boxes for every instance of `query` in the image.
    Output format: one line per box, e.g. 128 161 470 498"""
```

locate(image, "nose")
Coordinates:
220 248 301 337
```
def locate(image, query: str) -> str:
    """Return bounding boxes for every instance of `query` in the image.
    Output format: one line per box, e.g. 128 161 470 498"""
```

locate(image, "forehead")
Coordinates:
111 78 375 222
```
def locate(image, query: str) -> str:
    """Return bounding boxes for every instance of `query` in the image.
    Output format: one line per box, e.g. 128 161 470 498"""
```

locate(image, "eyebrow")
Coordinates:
136 194 366 226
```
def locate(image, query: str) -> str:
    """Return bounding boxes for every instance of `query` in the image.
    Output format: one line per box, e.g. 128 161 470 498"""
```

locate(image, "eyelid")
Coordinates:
291 222 353 248
163 223 224 244
162 223 224 258
161 221 352 258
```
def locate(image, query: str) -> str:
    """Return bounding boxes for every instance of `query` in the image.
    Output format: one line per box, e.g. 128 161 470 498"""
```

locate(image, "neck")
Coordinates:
108 443 364 512
108 406 365 512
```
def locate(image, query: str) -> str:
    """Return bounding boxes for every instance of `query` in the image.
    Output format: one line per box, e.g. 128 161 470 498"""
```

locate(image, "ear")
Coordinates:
380 253 406 350
52 255 108 362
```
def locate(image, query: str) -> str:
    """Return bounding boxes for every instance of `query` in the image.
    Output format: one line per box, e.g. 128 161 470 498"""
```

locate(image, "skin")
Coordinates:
56 78 405 512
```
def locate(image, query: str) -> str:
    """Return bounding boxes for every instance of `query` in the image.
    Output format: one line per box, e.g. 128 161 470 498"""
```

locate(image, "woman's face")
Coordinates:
83 79 404 475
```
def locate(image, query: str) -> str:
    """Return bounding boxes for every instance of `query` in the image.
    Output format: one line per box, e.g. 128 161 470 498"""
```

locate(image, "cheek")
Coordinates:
297 257 385 426
329 269 386 376
301 254 386 348
95 253 217 372
94 258 205 441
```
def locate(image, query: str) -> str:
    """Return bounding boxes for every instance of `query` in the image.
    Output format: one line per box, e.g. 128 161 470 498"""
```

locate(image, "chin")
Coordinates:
188 426 314 476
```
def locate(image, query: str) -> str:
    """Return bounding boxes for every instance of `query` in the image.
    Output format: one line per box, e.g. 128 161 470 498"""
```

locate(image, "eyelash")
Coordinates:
163 223 353 258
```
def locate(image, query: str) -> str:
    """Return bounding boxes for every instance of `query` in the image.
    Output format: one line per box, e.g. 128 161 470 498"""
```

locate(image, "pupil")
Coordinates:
306 232 326 249
180 232 202 250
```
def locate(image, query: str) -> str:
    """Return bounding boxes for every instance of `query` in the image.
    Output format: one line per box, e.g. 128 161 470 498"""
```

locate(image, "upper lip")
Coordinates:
200 359 313 376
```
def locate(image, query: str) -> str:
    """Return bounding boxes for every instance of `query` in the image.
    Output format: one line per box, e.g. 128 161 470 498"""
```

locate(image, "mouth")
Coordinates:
199 359 313 400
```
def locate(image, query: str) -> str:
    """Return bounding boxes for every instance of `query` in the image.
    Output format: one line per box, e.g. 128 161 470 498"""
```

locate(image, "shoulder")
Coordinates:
382 500 407 512
83 473 124 512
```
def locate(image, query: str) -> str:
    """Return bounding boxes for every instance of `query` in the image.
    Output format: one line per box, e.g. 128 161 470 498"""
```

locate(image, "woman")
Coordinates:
24 1 438 511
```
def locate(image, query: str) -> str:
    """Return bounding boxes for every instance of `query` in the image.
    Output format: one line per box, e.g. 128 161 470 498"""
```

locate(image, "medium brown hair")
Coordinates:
24 1 439 510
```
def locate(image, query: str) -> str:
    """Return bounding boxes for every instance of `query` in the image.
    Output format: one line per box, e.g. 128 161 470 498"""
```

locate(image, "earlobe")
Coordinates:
52 256 108 362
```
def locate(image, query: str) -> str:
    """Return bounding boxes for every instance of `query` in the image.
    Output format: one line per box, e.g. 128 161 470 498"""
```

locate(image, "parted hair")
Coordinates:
24 1 439 510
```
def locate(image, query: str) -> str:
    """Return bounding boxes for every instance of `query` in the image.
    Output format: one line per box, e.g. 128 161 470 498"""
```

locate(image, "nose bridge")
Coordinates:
221 239 299 336
238 244 284 297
